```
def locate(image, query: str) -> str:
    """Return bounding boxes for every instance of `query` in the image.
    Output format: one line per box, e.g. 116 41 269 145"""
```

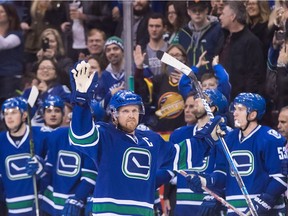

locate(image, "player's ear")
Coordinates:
248 111 257 121
22 111 28 122
111 114 118 125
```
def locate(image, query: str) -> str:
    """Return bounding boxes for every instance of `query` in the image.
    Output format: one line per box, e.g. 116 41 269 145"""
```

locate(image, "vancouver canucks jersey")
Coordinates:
0 125 47 215
169 125 194 144
69 105 177 216
175 138 218 216
215 125 287 215
95 70 125 108
40 127 97 215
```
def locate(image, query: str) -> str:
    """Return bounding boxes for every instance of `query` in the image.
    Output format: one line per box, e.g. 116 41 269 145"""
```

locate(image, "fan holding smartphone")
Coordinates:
42 37 50 52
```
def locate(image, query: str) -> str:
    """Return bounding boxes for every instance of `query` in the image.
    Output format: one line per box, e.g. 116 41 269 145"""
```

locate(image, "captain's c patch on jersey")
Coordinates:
122 147 151 180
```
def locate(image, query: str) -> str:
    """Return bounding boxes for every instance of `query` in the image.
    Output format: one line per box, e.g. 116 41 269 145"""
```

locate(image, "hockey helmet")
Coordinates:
43 95 64 112
230 93 266 120
203 89 228 115
108 90 145 115
1 97 28 114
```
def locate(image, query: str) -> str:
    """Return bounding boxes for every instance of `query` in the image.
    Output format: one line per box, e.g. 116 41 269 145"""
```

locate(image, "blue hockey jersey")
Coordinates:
69 105 177 216
0 126 47 215
40 127 97 215
214 125 287 215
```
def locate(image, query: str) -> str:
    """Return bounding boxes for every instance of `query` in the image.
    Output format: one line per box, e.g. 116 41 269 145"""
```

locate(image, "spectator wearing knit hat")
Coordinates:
93 36 126 114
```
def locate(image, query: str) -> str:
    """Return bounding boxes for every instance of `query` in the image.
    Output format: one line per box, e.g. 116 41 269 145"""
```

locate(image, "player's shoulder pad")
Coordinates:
267 128 282 139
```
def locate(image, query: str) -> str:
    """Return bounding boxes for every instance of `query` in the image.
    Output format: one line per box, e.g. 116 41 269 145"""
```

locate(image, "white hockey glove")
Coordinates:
70 61 98 104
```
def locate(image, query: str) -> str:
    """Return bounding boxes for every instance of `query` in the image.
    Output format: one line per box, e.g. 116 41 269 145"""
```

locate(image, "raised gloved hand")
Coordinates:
197 195 226 216
195 116 226 147
70 60 98 104
281 158 288 175
25 155 45 177
186 172 213 193
62 196 84 216
244 193 275 216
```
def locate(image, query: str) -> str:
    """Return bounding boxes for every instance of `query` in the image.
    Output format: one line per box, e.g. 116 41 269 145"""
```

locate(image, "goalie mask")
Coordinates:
230 93 266 120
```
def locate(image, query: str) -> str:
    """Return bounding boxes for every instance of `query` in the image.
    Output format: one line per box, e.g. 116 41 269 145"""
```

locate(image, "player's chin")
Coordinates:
125 121 138 131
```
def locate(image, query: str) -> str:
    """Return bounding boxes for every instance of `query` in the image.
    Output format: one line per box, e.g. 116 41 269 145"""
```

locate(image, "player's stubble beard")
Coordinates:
122 119 138 134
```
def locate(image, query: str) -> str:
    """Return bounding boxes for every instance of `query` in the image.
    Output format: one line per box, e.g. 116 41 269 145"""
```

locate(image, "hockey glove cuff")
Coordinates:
244 193 276 215
70 61 98 104
62 196 84 216
25 155 45 177
186 172 214 193
195 116 225 147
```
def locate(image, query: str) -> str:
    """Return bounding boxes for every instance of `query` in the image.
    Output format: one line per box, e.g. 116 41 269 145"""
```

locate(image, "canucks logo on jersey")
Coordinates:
6 153 31 180
122 147 151 180
57 150 81 177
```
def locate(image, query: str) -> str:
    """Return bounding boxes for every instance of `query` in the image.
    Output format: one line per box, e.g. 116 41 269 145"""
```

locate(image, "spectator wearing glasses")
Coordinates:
22 57 71 126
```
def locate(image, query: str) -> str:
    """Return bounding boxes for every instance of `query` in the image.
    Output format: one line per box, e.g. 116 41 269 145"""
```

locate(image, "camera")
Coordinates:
275 30 286 41
42 37 49 51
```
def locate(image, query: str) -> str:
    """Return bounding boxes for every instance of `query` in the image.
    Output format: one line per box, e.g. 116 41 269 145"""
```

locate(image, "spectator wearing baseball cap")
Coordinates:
178 0 224 79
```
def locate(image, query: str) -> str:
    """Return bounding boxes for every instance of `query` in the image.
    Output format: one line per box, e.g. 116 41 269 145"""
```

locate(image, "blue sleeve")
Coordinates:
74 155 97 201
158 140 177 171
213 64 231 101
179 75 193 99
262 135 287 197
178 66 199 99
156 170 174 188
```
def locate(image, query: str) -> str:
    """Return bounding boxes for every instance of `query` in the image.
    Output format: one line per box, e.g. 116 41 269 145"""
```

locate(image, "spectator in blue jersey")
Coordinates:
187 93 287 215
167 89 229 216
68 61 182 215
93 36 125 113
22 57 71 126
27 96 97 216
179 51 231 102
178 0 224 79
0 3 24 100
0 97 47 215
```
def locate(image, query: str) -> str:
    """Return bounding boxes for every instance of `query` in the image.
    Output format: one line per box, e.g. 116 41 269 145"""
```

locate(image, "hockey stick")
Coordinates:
156 50 258 216
179 170 246 216
27 85 40 216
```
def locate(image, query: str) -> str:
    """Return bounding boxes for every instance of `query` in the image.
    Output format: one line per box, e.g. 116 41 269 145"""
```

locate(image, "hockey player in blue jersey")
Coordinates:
25 95 97 216
0 97 47 215
42 95 65 130
68 60 181 216
168 89 229 216
187 93 287 215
